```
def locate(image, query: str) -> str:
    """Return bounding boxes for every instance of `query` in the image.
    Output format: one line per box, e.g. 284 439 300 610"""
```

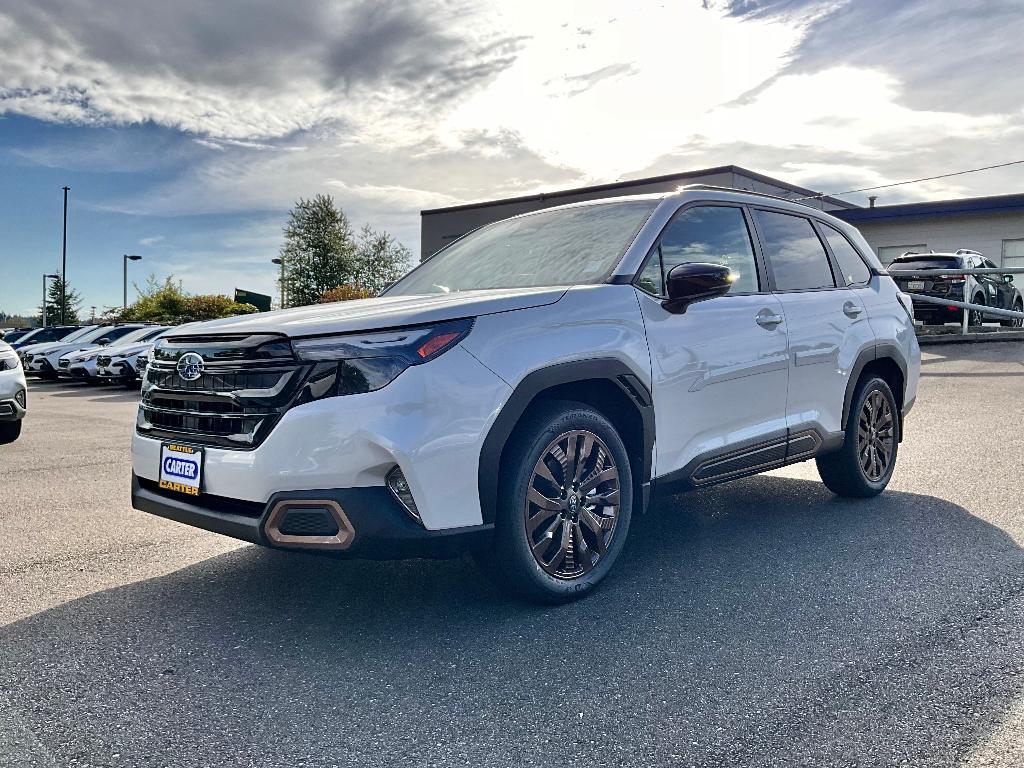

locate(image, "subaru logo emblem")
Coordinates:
176 352 204 382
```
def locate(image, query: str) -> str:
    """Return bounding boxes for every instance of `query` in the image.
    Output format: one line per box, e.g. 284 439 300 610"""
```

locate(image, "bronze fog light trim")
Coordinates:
264 499 355 551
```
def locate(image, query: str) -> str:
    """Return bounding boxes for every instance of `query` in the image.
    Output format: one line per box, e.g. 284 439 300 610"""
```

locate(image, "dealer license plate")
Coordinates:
159 443 203 496
907 280 925 290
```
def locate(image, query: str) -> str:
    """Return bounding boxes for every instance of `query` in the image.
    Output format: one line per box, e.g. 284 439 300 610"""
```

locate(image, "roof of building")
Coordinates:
420 164 858 215
834 192 1024 223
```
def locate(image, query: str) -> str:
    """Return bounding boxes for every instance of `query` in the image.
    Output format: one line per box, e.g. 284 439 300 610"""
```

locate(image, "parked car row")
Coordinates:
13 323 171 389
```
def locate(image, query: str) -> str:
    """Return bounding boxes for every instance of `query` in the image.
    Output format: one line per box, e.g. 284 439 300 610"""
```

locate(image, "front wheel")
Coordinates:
816 376 899 497
475 400 633 603
0 420 22 445
1000 299 1023 328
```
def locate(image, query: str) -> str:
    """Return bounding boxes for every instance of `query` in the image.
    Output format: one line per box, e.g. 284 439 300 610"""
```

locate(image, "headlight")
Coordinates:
291 319 473 399
0 349 19 371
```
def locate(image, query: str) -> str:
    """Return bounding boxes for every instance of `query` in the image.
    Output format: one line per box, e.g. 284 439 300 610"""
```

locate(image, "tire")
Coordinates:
474 400 633 604
816 376 899 498
1000 299 1023 328
0 420 22 445
968 294 986 327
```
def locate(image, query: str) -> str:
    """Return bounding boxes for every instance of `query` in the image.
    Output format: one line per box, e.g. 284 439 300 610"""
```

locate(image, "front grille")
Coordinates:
137 333 311 450
97 355 112 367
58 359 70 369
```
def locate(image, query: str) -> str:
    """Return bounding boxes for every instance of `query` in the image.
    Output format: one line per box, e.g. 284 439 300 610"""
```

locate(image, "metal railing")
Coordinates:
889 267 1024 335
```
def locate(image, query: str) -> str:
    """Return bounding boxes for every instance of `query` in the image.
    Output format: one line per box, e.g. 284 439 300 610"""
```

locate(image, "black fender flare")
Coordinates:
477 358 655 524
841 342 909 431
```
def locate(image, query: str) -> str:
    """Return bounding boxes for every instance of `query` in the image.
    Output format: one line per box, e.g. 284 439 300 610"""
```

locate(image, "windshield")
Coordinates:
113 326 165 345
388 200 658 296
889 256 961 270
56 326 98 343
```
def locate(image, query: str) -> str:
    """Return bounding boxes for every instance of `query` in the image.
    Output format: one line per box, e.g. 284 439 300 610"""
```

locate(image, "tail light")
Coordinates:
940 274 966 283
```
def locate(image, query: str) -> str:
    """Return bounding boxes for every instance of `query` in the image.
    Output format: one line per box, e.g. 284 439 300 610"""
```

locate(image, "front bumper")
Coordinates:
64 360 99 379
132 346 512 531
25 357 54 375
131 474 493 559
0 395 26 421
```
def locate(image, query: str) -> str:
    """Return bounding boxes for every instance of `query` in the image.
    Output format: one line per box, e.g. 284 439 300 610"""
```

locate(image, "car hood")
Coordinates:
44 342 100 359
61 345 104 362
106 342 153 359
166 287 569 338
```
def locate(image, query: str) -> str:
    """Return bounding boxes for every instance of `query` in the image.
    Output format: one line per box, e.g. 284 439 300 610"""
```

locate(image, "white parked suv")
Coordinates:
131 186 920 602
63 326 169 383
0 341 27 444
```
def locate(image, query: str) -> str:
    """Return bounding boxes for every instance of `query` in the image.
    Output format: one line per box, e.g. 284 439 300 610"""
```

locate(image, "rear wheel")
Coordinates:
816 376 899 497
475 400 633 603
968 294 986 326
0 420 22 445
1000 299 1023 328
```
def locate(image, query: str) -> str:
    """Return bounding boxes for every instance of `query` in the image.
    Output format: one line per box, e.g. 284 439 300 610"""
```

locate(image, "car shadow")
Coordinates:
2 476 1023 766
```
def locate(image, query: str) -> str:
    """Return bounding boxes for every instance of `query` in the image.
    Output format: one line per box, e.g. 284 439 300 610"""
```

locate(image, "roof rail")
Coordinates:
676 183 828 209
955 248 983 256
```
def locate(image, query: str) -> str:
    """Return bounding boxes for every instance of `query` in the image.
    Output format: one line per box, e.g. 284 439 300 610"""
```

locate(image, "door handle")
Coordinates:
755 310 784 329
843 301 863 319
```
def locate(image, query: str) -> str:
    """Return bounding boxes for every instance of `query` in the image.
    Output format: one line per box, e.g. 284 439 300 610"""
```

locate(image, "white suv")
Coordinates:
131 186 920 602
0 341 27 444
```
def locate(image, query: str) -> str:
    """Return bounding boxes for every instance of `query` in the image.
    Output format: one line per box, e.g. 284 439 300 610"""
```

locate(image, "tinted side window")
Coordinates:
822 224 871 286
753 210 836 291
641 205 759 295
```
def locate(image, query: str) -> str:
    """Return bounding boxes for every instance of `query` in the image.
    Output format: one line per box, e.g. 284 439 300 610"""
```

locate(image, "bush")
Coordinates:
320 284 374 303
105 275 259 324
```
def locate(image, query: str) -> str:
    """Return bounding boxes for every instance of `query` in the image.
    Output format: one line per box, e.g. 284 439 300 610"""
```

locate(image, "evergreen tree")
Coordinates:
351 225 413 295
279 195 356 307
38 274 82 325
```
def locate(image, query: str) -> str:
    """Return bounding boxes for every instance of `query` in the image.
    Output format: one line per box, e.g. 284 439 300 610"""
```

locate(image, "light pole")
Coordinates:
42 273 59 327
61 186 70 324
123 254 142 309
271 257 285 308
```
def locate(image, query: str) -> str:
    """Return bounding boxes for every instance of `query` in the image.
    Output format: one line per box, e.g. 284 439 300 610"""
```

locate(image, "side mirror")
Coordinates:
662 262 735 314
1003 274 1014 284
96 337 111 345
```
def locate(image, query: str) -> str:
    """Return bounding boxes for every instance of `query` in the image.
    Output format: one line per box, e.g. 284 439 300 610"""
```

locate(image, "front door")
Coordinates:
635 204 790 479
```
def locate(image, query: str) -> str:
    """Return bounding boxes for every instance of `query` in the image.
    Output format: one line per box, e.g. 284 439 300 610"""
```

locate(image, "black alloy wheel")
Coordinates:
857 390 895 482
525 429 621 579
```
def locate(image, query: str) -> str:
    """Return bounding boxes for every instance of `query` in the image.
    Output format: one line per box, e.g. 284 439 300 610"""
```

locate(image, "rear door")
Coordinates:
635 203 789 479
750 208 876 439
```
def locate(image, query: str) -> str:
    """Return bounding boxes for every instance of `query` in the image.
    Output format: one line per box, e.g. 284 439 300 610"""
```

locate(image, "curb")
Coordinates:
917 331 1024 345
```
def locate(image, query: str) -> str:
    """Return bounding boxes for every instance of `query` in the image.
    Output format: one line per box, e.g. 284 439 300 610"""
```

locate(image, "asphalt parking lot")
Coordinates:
2 342 1023 768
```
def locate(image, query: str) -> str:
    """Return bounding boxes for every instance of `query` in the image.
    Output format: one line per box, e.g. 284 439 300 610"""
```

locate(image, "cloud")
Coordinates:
0 0 522 141
138 235 164 247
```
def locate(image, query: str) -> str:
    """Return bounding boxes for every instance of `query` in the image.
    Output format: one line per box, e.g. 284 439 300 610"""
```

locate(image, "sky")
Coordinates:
1 0 1022 316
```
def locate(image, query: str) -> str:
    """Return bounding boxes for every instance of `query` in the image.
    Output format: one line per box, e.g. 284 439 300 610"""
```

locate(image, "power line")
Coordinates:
797 159 1024 202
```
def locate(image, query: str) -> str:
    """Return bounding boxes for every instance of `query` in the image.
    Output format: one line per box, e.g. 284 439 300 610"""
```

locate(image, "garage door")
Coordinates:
1003 240 1024 298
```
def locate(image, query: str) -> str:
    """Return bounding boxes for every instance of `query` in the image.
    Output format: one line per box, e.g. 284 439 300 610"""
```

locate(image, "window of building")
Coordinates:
752 210 835 291
821 224 871 285
878 245 927 266
639 205 760 295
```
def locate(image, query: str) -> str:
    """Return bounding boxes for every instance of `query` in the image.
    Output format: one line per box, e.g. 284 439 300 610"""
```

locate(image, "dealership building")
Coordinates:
420 165 1024 271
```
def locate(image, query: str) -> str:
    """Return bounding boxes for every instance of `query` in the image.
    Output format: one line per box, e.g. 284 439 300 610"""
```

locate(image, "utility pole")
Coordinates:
272 257 285 308
61 186 70 324
123 254 142 308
